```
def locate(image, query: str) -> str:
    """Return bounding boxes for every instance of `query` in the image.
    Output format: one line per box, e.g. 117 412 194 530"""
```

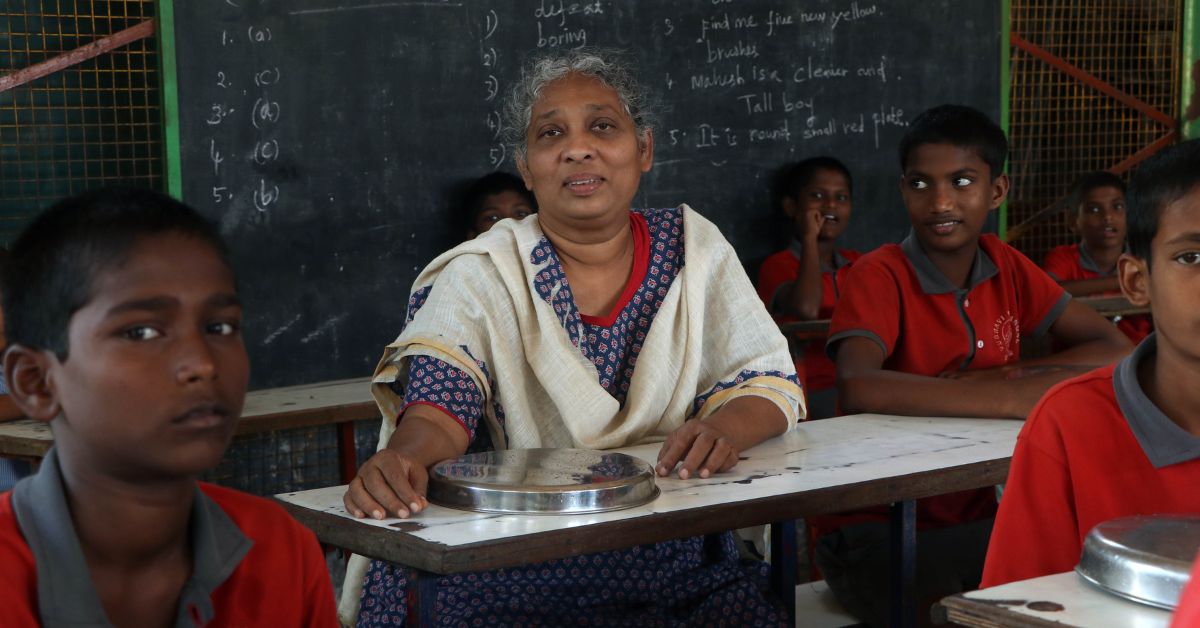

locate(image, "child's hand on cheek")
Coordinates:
799 208 826 243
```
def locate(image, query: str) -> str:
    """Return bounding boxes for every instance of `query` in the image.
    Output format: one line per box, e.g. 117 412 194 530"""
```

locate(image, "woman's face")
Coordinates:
518 73 653 225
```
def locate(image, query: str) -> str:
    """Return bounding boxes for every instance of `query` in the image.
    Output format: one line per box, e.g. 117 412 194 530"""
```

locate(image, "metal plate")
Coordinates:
427 448 659 515
1076 514 1200 610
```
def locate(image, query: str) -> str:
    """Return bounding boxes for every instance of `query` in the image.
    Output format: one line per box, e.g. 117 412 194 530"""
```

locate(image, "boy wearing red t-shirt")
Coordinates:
0 189 337 626
757 156 860 419
1043 171 1153 342
982 139 1200 588
819 105 1131 627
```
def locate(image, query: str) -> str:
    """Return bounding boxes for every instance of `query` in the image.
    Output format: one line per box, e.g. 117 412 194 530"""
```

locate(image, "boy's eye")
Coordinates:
953 176 973 187
123 326 162 341
514 210 530 219
1113 203 1125 213
1084 205 1101 214
836 193 850 202
208 321 240 336
1175 252 1200 266
909 179 929 190
809 191 824 199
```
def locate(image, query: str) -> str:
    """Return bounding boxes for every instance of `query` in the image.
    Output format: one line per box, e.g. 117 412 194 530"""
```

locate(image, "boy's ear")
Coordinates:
1117 253 1150 307
781 196 798 219
989 173 1010 209
2 345 61 423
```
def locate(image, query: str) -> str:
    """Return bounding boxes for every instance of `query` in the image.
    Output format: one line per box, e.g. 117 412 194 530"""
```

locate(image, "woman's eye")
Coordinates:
208 322 239 336
538 128 561 139
123 326 162 341
1176 252 1200 266
592 121 615 132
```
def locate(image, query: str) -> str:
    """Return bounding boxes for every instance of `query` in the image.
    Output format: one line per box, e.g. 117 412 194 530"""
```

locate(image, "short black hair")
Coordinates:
1069 171 1126 215
1127 139 1200 263
1 187 232 359
461 172 536 234
781 156 853 199
899 104 1008 179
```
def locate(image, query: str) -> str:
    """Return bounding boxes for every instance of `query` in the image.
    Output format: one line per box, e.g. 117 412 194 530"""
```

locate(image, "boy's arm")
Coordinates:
1057 276 1120 296
834 337 1059 419
774 210 825 319
0 395 22 422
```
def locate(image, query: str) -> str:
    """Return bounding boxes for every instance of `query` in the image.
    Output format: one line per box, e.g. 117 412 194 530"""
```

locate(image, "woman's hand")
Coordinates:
656 419 739 480
343 449 430 520
342 403 471 519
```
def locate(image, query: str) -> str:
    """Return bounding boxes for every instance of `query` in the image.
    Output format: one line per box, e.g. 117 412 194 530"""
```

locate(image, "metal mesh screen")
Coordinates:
0 0 161 245
1008 1 1182 263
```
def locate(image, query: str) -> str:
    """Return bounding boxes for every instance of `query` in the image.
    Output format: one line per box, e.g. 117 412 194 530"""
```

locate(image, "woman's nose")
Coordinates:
562 130 594 162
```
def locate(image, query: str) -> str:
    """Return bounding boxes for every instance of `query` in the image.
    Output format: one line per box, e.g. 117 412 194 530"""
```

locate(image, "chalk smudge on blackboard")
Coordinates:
262 313 303 345
300 313 349 344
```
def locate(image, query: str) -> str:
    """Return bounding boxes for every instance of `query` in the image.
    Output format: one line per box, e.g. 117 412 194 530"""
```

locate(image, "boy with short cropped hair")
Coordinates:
981 139 1200 587
817 105 1132 627
0 188 337 626
1043 171 1152 342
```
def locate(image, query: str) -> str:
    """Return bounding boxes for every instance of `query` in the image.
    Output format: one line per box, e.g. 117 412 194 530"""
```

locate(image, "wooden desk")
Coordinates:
777 319 831 342
938 571 1172 627
1076 294 1151 318
278 413 1020 627
0 377 378 483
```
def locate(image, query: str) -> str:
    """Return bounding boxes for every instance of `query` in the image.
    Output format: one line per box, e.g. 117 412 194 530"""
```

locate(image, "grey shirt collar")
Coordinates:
899 231 998 295
11 447 252 627
1077 242 1111 276
1113 335 1200 468
788 238 852 273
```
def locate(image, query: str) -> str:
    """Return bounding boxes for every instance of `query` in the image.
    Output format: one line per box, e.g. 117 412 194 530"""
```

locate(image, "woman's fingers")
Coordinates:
342 450 427 519
656 426 698 477
678 430 717 479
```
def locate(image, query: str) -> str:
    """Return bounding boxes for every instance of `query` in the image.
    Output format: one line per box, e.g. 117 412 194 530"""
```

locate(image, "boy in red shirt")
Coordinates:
1043 171 1153 342
0 188 338 626
757 156 860 418
982 139 1200 587
820 105 1131 627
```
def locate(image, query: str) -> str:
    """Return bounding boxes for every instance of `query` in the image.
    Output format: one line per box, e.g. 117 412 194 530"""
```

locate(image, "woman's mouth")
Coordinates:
564 175 604 195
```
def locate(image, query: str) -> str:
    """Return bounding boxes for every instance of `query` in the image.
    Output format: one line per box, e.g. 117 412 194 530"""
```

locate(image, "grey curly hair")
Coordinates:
503 48 657 163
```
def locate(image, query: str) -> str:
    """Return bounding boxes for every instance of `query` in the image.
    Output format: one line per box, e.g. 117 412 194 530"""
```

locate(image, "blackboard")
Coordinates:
167 0 1001 388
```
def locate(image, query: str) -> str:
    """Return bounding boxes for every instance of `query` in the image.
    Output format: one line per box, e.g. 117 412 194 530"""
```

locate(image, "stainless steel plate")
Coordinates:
427 448 660 515
1076 514 1200 610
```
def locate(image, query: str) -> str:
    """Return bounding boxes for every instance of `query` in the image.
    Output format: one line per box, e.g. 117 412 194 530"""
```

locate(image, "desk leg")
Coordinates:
769 519 797 623
889 500 917 628
336 421 358 485
406 569 438 627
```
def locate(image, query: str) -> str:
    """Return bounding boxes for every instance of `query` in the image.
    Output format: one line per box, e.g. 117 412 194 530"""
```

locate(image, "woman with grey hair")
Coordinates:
343 48 804 626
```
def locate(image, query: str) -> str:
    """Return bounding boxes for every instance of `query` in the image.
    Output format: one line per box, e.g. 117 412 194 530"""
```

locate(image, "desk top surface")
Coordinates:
941 571 1172 627
277 413 1020 573
0 377 377 457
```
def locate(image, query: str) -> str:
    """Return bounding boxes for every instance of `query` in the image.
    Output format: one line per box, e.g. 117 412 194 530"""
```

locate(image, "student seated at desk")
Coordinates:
757 156 861 419
1043 171 1153 343
461 171 537 239
981 140 1200 587
819 105 1132 627
0 188 337 626
342 49 804 626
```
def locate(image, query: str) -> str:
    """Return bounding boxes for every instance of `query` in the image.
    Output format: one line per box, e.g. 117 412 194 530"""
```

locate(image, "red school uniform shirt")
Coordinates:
981 336 1200 587
0 448 338 627
756 242 861 392
1176 555 1200 628
1043 242 1153 343
816 233 1070 536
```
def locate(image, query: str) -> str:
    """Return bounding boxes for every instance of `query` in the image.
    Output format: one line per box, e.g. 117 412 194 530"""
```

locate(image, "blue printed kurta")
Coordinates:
357 208 791 627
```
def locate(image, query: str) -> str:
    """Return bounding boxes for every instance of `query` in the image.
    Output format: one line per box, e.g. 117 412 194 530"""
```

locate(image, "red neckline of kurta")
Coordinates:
579 211 650 328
